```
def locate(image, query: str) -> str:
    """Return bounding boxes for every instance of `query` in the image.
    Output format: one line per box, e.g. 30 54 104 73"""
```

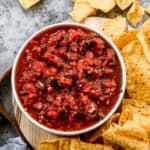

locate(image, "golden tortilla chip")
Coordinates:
137 19 150 63
115 0 133 10
59 138 71 150
70 138 81 150
133 113 150 137
102 121 149 150
88 0 116 13
70 2 96 22
121 40 142 71
39 139 59 150
102 16 127 39
81 141 114 150
127 0 145 26
145 5 150 15
121 39 150 104
39 138 114 150
119 99 150 137
119 103 133 125
84 17 109 31
18 0 40 9
86 113 120 143
122 99 150 117
113 29 138 50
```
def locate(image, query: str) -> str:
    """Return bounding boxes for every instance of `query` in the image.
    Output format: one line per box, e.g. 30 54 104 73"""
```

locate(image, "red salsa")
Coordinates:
16 26 122 131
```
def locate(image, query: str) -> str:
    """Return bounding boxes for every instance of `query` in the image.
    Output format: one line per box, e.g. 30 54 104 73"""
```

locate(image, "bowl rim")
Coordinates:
11 22 126 136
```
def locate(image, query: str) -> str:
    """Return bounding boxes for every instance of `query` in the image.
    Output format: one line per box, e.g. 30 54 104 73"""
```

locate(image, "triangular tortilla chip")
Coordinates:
121 40 150 104
88 0 116 13
18 0 40 9
113 29 138 50
119 99 150 137
70 2 96 22
102 16 127 39
127 0 145 26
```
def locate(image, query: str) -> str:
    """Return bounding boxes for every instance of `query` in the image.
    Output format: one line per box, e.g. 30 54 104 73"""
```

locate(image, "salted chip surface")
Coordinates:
121 39 150 104
70 2 96 22
102 16 127 39
145 5 150 15
121 99 150 117
115 0 133 10
119 99 150 137
127 0 145 26
113 29 138 50
121 40 142 68
102 121 149 150
88 0 116 13
137 19 150 63
133 113 150 137
18 0 40 9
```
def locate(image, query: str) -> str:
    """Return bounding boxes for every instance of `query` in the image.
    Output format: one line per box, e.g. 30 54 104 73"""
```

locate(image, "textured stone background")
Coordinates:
0 0 149 146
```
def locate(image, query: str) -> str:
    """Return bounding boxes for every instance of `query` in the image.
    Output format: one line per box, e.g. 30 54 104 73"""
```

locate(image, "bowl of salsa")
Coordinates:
12 23 126 136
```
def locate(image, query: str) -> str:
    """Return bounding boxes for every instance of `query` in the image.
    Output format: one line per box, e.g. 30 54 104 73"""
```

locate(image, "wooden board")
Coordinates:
12 17 127 150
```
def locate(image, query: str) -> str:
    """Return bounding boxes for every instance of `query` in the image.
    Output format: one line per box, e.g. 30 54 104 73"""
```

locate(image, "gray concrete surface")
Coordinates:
0 0 149 147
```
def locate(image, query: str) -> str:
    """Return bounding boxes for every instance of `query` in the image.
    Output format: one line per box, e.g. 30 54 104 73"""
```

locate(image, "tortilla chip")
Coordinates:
84 17 109 31
121 40 142 71
18 0 40 9
40 138 114 150
121 39 150 104
119 99 150 137
115 0 133 10
81 141 114 150
126 54 150 104
113 29 138 50
122 99 150 117
70 138 81 150
145 5 150 15
119 103 133 125
70 2 96 22
133 113 150 137
88 0 116 13
127 0 145 26
86 113 120 143
102 121 149 150
39 139 59 150
59 138 71 150
102 16 127 39
137 19 150 63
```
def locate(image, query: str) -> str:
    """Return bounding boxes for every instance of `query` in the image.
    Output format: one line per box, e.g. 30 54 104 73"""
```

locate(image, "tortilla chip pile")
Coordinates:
39 138 113 150
70 0 150 27
39 18 150 150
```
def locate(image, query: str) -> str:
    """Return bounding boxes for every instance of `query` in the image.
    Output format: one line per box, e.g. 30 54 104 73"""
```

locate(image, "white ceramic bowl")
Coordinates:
12 22 126 136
